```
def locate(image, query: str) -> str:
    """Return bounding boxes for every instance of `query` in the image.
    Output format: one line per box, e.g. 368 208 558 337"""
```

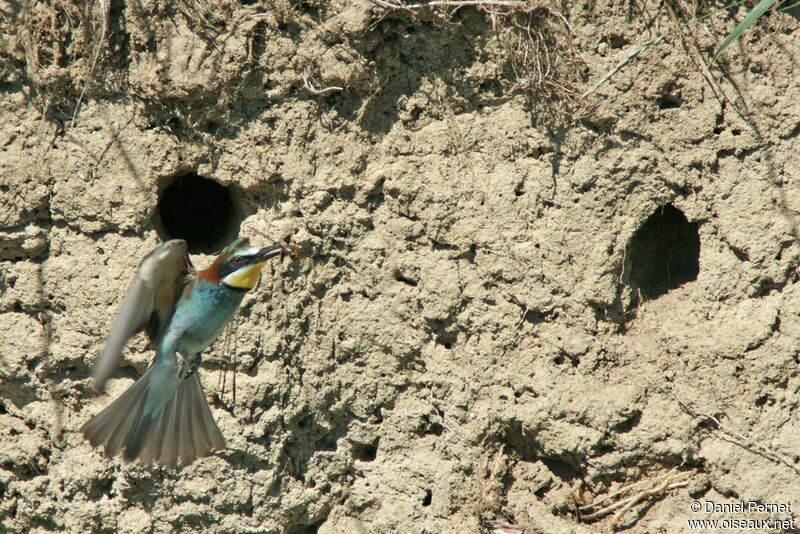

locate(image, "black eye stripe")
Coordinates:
217 255 248 278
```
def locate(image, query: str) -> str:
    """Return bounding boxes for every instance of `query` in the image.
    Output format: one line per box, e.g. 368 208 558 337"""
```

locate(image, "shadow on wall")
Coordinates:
347 13 485 135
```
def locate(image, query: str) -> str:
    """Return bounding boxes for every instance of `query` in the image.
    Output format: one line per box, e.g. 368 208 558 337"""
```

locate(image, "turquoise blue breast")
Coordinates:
168 281 246 354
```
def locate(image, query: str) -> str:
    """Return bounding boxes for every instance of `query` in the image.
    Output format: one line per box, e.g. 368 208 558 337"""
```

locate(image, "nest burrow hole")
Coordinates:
626 204 700 299
154 173 244 254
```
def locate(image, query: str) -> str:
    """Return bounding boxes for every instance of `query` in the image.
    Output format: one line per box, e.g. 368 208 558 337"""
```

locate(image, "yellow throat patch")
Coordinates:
222 263 265 290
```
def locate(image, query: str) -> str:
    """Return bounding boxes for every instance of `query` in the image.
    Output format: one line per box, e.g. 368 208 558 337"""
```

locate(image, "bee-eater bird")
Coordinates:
80 237 286 466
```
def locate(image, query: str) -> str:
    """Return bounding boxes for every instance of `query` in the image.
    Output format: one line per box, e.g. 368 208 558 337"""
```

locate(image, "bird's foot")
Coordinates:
176 352 202 380
187 353 202 378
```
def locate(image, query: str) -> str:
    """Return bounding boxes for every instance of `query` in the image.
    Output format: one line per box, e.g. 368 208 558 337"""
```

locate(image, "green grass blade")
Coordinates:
712 0 776 61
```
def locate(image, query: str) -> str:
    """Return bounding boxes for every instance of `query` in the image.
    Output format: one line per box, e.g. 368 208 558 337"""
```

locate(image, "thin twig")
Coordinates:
581 35 663 98
580 469 675 513
71 0 110 128
369 0 531 10
488 521 526 534
515 306 529 329
612 480 689 527
675 392 800 476
579 469 690 524
582 0 763 99
302 75 343 96
427 391 472 444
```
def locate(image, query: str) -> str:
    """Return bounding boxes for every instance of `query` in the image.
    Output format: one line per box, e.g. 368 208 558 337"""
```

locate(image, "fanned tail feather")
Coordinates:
80 370 226 466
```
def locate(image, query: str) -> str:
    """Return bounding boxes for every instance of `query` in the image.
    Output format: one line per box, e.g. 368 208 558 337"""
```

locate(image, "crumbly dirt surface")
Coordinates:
1 1 799 532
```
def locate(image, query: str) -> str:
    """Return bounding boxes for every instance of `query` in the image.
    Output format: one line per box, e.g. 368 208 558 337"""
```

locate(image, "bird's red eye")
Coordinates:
232 256 243 265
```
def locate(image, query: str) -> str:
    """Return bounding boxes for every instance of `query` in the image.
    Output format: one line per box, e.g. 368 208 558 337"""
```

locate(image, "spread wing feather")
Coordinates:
92 240 191 392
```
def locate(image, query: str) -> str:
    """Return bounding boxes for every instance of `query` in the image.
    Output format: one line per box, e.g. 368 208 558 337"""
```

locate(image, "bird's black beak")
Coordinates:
250 244 285 264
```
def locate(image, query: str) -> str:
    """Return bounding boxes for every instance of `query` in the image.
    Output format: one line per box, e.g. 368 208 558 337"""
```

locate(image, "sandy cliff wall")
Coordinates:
1 1 799 532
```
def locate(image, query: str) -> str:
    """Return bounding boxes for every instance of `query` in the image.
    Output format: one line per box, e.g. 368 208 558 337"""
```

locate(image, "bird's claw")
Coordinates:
176 352 202 380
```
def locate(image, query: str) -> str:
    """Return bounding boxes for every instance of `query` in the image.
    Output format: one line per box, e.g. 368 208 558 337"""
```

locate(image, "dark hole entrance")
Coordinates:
657 95 681 110
352 439 379 462
627 204 700 299
154 173 242 254
422 489 432 506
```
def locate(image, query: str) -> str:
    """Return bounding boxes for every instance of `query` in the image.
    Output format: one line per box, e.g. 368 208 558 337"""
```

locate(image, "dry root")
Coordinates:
577 469 691 530
675 391 800 477
368 0 586 112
